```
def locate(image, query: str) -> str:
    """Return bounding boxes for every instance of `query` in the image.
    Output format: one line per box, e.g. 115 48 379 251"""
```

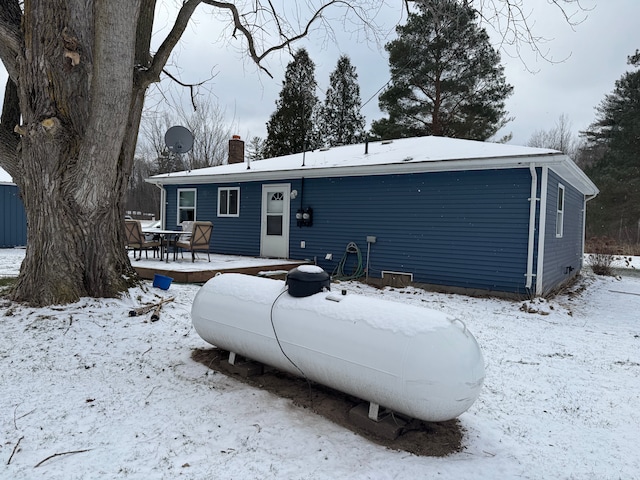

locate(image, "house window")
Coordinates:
177 189 196 223
556 184 565 238
218 187 240 217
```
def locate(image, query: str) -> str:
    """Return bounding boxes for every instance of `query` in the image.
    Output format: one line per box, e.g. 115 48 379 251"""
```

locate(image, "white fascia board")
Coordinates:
146 152 598 196
547 161 599 198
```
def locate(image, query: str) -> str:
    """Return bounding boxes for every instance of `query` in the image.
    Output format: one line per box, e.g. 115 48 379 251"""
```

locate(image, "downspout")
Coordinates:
535 166 549 296
581 194 597 267
154 183 167 229
581 197 587 268
525 164 538 289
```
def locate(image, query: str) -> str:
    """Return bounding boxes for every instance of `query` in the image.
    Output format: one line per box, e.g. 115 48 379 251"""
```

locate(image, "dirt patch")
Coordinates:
191 348 464 457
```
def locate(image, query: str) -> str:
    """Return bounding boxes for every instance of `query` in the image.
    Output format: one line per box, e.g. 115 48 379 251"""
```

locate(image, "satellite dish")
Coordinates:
164 126 194 154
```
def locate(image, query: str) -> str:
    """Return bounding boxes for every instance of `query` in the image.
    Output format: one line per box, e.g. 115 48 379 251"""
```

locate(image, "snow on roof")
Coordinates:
0 167 13 185
148 136 599 196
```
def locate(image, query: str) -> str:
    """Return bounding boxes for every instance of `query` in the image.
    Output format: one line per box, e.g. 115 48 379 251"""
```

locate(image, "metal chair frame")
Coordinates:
124 219 161 260
175 221 212 262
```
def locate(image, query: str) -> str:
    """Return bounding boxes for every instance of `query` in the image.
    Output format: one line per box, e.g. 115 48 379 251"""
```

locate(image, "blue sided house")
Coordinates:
147 136 599 297
0 167 27 248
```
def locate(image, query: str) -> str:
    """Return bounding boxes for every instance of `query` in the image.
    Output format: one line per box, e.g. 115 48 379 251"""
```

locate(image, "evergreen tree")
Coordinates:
319 55 366 146
584 50 640 166
583 50 640 241
264 49 320 158
371 0 513 141
246 136 266 161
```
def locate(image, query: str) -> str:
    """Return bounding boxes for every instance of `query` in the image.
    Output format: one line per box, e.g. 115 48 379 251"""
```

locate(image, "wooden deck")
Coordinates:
132 257 309 284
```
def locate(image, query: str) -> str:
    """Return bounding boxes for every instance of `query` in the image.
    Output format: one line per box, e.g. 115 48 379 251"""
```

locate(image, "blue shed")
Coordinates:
147 136 598 297
0 167 27 248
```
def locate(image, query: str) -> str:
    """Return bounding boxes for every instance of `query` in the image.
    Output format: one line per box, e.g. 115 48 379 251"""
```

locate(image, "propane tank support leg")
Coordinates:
349 403 406 440
368 402 381 421
223 351 264 377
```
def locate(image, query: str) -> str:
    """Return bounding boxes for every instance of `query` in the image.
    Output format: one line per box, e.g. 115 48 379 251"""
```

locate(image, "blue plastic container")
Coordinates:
153 274 173 290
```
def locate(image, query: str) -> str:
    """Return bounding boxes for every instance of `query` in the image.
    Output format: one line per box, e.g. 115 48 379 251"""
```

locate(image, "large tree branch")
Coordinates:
149 0 386 101
138 0 202 87
0 77 20 178
470 0 591 68
0 0 22 81
201 0 377 78
161 68 215 111
0 127 19 175
135 0 157 68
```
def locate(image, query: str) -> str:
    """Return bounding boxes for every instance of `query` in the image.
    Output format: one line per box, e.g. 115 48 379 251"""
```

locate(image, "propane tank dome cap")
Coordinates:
286 266 331 297
297 265 326 274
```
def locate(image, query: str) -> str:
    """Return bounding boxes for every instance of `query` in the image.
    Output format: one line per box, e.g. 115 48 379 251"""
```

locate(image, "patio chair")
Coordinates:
175 221 212 262
165 220 194 261
124 219 161 260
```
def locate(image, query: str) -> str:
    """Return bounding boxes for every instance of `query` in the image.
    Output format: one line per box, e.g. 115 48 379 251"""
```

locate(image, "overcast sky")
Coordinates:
2 1 639 150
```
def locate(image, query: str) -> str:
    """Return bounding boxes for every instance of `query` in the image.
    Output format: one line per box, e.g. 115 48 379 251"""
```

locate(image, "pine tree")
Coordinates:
264 49 320 158
319 55 366 146
583 50 640 241
371 0 513 141
584 50 640 167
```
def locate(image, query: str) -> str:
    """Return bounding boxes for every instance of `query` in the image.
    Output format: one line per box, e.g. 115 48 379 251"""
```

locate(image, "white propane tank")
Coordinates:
191 272 485 422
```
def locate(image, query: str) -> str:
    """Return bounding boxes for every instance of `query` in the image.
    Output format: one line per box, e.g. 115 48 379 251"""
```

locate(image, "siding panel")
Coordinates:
0 184 27 248
541 170 585 294
164 168 579 295
288 169 532 293
164 182 263 256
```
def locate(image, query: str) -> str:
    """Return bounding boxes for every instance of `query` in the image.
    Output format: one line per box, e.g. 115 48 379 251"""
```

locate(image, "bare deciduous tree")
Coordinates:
178 100 238 170
125 156 161 220
140 99 236 171
527 113 580 159
246 136 266 161
0 0 590 306
126 98 236 217
472 0 591 69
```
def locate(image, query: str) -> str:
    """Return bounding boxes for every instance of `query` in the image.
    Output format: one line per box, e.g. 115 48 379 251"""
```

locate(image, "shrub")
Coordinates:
586 237 619 276
587 253 616 276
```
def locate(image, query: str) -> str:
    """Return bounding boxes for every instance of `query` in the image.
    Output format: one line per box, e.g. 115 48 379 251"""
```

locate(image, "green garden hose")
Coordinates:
332 242 365 280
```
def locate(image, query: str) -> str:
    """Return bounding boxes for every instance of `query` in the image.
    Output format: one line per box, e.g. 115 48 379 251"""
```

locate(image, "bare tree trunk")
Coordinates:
10 1 142 305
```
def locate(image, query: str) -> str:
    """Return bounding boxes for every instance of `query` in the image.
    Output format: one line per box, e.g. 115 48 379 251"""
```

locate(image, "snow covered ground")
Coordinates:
1 248 639 479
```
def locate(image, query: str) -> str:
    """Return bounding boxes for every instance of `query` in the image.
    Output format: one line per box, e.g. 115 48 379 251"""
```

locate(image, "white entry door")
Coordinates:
260 184 290 258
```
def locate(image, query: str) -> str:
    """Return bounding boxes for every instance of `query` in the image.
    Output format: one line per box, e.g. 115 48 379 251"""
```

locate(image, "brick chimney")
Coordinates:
228 135 244 165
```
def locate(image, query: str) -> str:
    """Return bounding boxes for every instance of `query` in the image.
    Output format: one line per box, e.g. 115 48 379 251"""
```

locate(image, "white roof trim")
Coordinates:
146 136 599 197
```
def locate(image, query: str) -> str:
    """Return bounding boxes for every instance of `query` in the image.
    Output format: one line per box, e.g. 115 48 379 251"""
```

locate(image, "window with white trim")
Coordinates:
556 184 565 238
177 188 196 223
218 187 240 217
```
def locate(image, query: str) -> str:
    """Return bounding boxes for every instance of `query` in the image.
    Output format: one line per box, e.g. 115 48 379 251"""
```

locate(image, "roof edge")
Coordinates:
145 152 552 183
146 152 598 196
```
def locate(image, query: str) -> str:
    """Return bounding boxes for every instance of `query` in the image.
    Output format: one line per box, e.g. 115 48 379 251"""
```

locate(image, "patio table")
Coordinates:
142 228 191 262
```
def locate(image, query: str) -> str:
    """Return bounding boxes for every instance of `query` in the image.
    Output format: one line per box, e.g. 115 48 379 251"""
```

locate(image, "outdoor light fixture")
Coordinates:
296 207 313 227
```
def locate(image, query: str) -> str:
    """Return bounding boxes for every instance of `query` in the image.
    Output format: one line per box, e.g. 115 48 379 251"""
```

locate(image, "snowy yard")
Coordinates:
1 248 639 479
